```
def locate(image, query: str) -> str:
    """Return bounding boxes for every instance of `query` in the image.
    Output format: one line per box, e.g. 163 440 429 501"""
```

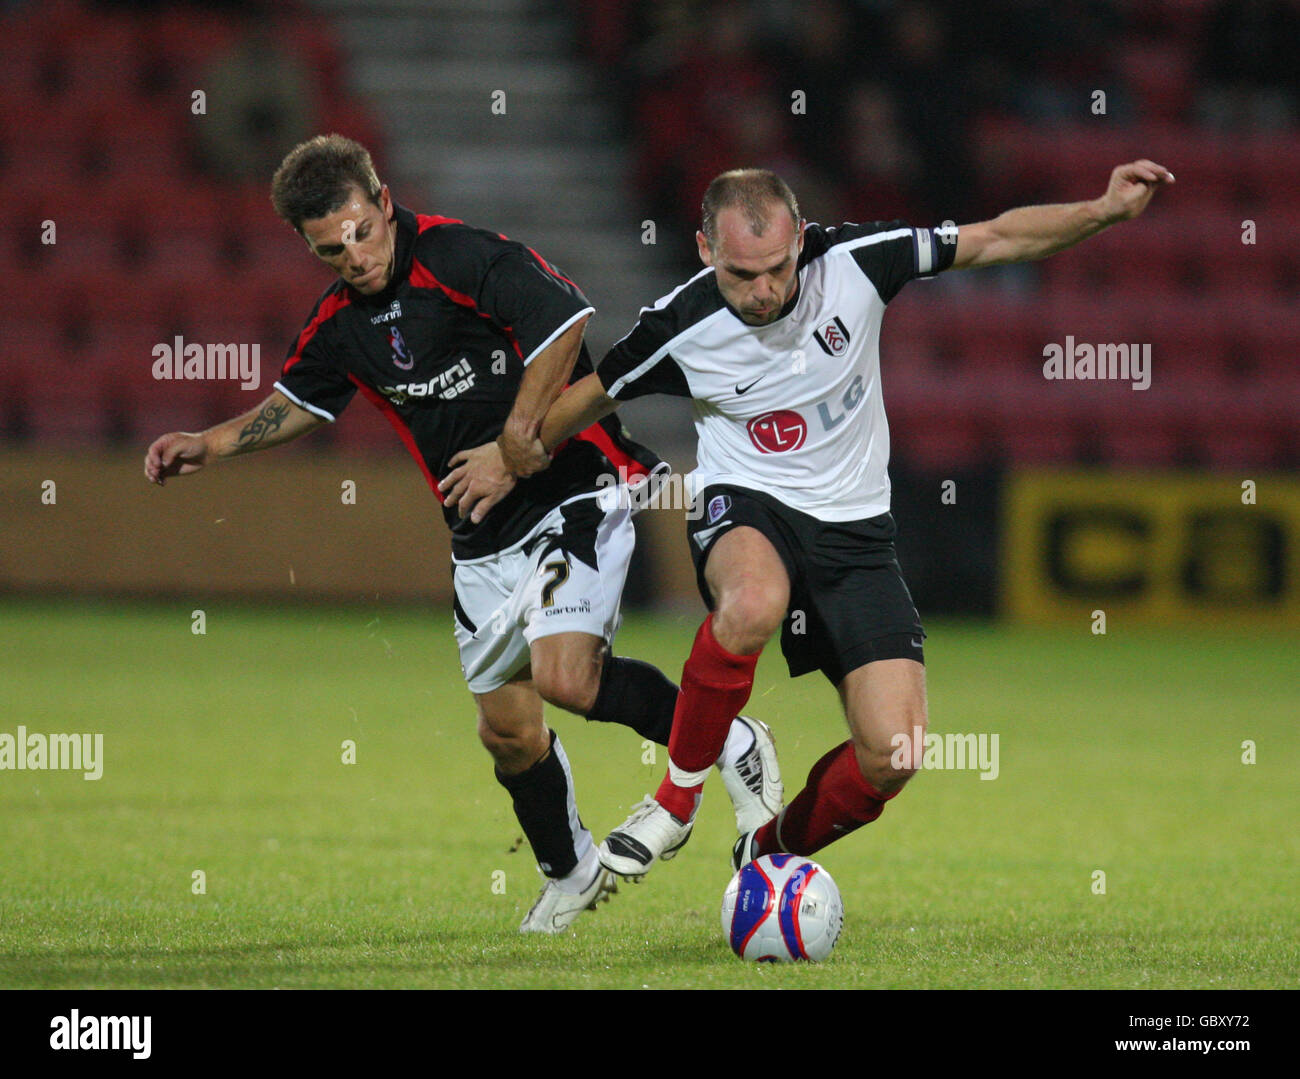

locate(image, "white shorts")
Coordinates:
452 494 635 695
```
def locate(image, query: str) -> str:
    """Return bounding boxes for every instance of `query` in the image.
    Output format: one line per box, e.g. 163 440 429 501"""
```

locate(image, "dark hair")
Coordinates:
270 134 382 232
700 168 800 249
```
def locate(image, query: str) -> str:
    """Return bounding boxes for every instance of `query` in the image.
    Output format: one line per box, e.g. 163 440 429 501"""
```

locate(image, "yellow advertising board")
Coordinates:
1003 471 1300 625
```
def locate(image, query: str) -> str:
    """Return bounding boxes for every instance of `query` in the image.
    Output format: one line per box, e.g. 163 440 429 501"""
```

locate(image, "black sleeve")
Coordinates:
276 296 356 421
819 220 959 304
418 226 594 365
596 290 697 401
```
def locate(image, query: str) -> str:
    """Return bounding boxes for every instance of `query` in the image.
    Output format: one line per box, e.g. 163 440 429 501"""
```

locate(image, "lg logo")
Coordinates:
745 375 866 453
747 410 807 453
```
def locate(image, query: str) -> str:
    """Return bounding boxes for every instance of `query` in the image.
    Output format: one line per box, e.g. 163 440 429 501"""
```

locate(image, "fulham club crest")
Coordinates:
813 316 851 357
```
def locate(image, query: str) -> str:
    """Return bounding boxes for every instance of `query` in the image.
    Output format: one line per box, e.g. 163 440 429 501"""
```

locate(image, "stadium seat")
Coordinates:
1097 421 1182 468
23 342 117 445
896 418 985 471
1118 43 1194 122
950 310 1041 374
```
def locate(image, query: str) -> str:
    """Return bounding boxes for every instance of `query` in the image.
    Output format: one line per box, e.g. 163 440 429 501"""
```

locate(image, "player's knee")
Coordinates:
533 663 599 715
476 714 545 770
713 584 787 654
475 718 512 760
530 646 601 714
856 715 927 793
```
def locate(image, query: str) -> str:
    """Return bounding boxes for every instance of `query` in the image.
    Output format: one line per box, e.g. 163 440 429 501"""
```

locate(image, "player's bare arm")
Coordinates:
441 319 605 522
497 314 591 475
440 371 619 524
537 372 619 455
439 313 589 516
143 389 324 485
951 159 1174 270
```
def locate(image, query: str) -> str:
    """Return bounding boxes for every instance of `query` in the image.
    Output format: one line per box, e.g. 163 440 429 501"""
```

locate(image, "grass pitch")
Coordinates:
0 599 1296 989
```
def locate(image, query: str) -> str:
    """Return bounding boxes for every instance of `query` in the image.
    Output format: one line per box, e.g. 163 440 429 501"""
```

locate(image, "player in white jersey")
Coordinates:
442 161 1174 879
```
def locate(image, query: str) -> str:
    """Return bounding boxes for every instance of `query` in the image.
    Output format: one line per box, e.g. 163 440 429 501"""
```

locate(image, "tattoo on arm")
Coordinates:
235 402 291 449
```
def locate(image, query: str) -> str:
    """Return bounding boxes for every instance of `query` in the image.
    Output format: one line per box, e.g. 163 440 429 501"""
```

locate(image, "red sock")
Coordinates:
655 615 759 821
754 741 897 857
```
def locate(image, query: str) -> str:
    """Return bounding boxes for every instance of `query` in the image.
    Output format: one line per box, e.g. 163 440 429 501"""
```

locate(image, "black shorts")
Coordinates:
687 484 925 685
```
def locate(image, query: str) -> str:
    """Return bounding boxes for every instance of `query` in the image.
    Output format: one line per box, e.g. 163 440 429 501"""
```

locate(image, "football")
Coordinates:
721 854 844 962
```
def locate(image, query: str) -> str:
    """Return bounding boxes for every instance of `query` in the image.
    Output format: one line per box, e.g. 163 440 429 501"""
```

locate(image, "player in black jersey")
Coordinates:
143 135 781 933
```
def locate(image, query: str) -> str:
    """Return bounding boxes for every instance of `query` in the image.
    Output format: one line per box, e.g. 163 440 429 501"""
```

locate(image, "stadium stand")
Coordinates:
1 0 1295 474
0 0 382 446
574 0 1299 472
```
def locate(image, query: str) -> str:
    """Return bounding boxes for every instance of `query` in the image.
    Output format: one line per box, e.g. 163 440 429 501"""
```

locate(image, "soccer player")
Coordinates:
441 160 1174 879
143 135 781 931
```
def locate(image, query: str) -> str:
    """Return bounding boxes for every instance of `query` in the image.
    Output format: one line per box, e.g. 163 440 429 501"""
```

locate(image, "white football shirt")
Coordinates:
597 220 957 521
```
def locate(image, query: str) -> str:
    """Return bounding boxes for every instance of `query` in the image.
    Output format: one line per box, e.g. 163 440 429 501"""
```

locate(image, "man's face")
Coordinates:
698 203 804 326
300 184 397 295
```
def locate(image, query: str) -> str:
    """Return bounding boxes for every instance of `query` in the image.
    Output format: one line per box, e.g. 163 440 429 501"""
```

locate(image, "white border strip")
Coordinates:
522 305 595 367
603 304 730 399
274 380 337 422
835 226 914 255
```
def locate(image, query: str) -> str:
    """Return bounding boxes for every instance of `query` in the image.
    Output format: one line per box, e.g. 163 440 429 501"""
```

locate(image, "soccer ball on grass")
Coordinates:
721 853 843 962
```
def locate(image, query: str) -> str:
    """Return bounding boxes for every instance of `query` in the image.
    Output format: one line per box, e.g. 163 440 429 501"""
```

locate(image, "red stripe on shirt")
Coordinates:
347 374 444 503
571 418 652 484
408 256 525 360
524 245 580 290
282 290 351 376
417 214 463 232
408 256 480 310
492 229 580 291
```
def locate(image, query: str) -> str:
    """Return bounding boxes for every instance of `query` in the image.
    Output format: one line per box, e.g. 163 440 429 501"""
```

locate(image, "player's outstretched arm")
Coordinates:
497 314 590 477
143 389 325 485
538 372 620 456
440 372 619 524
951 159 1174 270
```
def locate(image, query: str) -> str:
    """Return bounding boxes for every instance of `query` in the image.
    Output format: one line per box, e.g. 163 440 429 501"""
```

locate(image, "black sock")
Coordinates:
586 655 678 745
495 729 582 879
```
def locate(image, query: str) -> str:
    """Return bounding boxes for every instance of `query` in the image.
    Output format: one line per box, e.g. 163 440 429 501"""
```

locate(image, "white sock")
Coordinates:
667 760 711 789
718 718 756 768
553 842 601 894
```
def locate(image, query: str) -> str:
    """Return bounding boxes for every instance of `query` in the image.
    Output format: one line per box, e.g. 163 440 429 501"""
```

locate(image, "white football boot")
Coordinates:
598 796 694 880
519 864 616 934
731 828 761 871
717 716 783 833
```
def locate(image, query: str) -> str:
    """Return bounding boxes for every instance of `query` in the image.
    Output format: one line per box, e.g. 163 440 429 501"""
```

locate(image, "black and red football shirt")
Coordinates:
277 201 660 559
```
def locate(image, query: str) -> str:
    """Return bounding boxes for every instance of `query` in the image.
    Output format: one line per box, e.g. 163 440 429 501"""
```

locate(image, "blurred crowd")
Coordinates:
575 0 1300 258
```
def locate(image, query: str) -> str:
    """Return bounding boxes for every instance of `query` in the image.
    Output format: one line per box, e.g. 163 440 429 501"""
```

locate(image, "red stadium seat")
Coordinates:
1097 422 1182 468
936 304 1046 374
1118 43 1194 122
1242 138 1300 209
891 410 985 471
887 374 991 471
22 343 117 445
994 409 1088 464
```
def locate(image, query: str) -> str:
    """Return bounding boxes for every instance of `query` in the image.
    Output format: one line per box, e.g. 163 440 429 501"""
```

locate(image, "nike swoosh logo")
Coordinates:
735 376 764 395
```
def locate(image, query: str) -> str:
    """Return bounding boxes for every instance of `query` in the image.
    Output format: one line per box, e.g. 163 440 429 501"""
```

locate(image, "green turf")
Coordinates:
0 599 1296 988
